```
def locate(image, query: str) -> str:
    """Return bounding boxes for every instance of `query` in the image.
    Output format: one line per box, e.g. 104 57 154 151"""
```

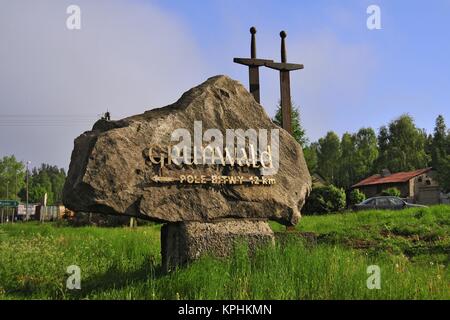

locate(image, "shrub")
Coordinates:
348 189 366 206
381 187 401 197
303 185 346 215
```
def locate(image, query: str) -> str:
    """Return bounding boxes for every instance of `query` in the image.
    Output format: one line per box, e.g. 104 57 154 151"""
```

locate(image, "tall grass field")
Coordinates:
0 206 449 300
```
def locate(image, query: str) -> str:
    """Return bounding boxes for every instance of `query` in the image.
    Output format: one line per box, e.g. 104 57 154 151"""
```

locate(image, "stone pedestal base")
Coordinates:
161 220 274 272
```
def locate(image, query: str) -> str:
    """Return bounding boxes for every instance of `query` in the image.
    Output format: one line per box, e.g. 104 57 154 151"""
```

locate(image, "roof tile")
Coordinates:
352 168 432 188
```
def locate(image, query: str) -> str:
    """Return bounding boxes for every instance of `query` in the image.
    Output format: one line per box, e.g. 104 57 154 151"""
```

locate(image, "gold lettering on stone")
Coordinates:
151 174 275 185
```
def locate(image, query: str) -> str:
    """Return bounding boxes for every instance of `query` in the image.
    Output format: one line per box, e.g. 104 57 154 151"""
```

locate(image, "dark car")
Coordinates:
353 196 428 211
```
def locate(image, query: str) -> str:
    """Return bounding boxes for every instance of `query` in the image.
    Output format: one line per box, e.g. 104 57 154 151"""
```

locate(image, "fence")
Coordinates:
38 206 61 222
0 207 17 223
0 204 64 223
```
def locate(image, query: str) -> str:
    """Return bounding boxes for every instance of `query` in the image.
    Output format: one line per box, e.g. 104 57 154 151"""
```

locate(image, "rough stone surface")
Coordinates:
63 75 311 226
161 220 274 272
68 212 133 227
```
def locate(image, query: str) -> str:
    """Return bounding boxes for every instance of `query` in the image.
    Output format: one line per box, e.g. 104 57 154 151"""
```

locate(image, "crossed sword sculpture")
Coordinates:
234 27 304 135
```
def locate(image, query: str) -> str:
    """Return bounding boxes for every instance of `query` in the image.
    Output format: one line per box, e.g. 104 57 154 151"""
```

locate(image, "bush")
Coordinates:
303 185 346 215
381 187 401 197
348 189 366 206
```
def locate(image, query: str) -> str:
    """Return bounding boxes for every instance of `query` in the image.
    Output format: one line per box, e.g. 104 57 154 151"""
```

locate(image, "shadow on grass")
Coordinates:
67 258 166 299
4 257 166 300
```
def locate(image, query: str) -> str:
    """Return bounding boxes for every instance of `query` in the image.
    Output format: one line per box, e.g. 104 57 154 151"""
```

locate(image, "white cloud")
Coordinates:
0 1 379 169
0 0 208 168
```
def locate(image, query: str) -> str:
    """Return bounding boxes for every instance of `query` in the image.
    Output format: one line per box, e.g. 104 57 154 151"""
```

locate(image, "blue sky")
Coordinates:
153 0 450 134
0 0 449 169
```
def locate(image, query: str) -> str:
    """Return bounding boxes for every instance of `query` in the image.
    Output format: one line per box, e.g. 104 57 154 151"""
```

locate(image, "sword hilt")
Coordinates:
265 30 303 71
234 26 272 67
250 26 257 59
280 31 287 63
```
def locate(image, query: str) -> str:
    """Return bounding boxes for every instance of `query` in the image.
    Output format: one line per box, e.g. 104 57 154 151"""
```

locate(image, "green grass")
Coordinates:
0 206 449 300
284 205 449 264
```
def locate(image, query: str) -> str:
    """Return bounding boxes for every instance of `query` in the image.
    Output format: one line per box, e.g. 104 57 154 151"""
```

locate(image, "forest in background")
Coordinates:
274 106 450 193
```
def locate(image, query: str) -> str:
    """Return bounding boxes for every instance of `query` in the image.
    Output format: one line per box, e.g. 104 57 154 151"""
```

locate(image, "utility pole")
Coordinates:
6 181 9 199
26 161 30 221
15 170 17 200
13 171 17 223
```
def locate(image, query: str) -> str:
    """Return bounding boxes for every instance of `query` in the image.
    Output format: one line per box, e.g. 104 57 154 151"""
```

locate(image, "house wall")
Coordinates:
397 183 411 198
358 185 378 198
357 170 441 205
358 182 409 199
413 171 440 205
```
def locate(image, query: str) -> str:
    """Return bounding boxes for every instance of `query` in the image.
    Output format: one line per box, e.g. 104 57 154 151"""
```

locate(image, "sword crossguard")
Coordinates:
265 61 304 71
233 26 273 67
264 30 304 71
234 57 273 67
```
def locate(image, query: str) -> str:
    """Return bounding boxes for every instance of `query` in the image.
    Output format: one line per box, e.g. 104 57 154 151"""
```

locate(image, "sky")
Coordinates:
0 0 449 170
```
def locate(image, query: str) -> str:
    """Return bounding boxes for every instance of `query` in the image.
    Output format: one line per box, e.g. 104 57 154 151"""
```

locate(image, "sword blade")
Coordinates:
249 66 260 103
280 70 292 134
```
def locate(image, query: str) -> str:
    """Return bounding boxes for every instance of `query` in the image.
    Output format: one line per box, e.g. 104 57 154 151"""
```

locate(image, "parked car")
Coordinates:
353 196 428 211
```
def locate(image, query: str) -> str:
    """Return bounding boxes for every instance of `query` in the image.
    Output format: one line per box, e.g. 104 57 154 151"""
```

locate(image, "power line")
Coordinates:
0 114 101 126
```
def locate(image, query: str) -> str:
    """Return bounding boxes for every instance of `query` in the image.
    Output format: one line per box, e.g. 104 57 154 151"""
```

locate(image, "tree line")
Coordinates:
0 157 66 205
275 105 450 193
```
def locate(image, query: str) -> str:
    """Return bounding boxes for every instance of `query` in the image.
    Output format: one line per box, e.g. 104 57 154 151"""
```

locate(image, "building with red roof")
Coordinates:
352 168 441 205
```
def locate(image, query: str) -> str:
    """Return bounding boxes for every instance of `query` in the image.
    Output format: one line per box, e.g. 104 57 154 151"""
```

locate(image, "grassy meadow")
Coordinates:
0 205 449 300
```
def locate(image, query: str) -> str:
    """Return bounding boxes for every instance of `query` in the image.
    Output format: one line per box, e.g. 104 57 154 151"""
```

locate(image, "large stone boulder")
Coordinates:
63 75 311 226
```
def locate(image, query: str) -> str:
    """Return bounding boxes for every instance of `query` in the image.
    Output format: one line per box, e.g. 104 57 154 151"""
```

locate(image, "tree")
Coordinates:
335 128 378 189
445 129 450 192
273 103 308 146
303 185 346 215
374 125 389 172
303 142 318 174
437 155 450 193
430 115 450 192
0 155 25 200
337 132 357 189
375 114 428 172
354 128 378 178
432 115 447 163
317 131 341 185
348 189 366 206
18 164 66 205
